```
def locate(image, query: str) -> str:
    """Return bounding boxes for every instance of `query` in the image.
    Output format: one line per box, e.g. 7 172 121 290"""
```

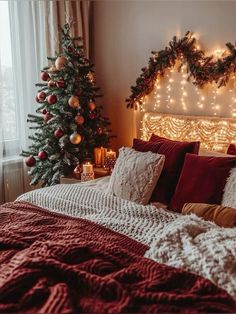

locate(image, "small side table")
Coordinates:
60 167 109 184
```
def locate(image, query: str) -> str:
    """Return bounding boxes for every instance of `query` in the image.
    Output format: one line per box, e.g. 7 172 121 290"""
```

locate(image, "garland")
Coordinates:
126 31 236 109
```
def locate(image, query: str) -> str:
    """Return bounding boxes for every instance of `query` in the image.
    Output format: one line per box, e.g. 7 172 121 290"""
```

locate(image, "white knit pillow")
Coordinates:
222 167 236 208
107 147 165 205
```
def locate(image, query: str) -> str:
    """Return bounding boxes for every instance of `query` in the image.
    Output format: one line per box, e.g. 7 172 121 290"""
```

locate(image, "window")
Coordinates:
0 1 19 157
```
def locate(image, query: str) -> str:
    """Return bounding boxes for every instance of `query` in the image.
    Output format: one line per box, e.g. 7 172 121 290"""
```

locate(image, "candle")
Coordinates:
101 147 107 166
82 162 94 174
94 147 102 166
106 150 116 159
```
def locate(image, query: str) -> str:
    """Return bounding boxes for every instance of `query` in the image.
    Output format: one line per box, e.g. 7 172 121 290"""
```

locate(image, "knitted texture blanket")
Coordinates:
0 201 236 313
18 179 236 302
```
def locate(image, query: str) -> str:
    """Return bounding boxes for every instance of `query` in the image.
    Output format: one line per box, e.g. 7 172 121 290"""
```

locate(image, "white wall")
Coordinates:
92 0 236 151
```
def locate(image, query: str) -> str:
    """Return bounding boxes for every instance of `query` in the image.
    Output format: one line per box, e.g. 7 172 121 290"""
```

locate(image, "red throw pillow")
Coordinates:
169 153 236 212
133 136 200 204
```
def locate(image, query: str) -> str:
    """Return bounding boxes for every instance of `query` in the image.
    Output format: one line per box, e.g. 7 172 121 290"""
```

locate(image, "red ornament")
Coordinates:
67 46 73 53
89 112 96 120
56 79 66 88
42 109 47 115
96 127 103 135
47 94 57 105
88 100 96 111
25 155 36 167
74 115 85 125
75 89 82 97
54 128 64 139
41 72 49 81
44 112 53 122
38 91 46 101
38 150 47 161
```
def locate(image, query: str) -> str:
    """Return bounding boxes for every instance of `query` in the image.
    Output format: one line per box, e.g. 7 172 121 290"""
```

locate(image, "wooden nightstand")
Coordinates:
60 167 109 184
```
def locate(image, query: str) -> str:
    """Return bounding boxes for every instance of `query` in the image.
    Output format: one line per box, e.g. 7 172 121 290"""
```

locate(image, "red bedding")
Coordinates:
0 201 236 313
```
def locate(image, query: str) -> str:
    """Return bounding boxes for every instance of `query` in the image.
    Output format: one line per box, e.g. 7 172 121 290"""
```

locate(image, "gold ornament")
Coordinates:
48 65 58 73
87 71 94 82
70 132 82 145
48 80 56 88
74 115 85 125
68 95 80 108
55 56 67 70
88 100 96 111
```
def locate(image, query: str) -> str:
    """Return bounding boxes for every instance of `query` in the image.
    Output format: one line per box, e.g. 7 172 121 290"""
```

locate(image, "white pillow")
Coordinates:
222 167 236 208
107 147 165 205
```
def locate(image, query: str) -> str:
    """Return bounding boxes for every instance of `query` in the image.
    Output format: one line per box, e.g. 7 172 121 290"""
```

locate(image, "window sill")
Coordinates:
2 156 23 165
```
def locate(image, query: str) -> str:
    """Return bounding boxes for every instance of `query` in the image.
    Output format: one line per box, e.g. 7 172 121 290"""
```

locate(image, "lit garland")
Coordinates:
126 31 236 109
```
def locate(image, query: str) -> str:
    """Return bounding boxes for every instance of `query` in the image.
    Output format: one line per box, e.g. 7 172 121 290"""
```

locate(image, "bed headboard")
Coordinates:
141 112 236 153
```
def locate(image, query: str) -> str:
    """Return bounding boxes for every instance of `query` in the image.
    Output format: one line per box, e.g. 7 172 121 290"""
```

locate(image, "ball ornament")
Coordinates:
70 132 82 145
55 56 67 70
68 95 80 108
25 155 36 167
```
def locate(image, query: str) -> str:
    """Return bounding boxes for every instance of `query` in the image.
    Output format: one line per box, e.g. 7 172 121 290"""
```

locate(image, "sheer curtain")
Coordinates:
0 1 49 203
0 0 90 204
44 1 90 57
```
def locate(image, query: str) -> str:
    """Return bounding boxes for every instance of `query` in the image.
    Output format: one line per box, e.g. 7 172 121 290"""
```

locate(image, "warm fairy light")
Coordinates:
195 85 205 110
139 96 146 112
212 48 225 61
141 112 236 153
165 70 174 109
153 78 162 111
210 82 220 116
180 65 188 111
231 74 236 118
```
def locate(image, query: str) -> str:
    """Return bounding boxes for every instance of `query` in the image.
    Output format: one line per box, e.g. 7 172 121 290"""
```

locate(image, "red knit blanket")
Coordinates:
0 201 236 313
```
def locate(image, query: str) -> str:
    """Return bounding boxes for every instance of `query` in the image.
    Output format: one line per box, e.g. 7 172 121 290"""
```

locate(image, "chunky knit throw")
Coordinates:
0 201 236 313
18 178 236 302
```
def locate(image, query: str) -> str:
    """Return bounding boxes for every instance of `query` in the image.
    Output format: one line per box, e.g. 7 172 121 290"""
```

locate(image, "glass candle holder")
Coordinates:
81 172 94 182
103 156 116 174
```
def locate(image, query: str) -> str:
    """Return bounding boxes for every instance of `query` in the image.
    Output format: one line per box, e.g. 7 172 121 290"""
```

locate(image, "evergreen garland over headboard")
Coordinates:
126 31 236 109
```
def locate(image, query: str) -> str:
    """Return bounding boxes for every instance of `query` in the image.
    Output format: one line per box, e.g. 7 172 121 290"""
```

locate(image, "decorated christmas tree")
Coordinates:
22 24 112 186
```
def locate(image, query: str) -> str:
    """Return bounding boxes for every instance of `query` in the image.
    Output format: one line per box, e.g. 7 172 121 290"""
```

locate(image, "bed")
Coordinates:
1 113 236 313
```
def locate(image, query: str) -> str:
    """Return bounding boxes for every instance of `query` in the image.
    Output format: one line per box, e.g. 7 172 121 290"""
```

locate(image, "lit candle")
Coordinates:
83 162 94 174
106 150 116 159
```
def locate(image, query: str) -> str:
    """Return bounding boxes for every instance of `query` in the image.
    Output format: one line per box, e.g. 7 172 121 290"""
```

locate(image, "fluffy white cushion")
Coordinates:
107 147 165 205
222 167 236 208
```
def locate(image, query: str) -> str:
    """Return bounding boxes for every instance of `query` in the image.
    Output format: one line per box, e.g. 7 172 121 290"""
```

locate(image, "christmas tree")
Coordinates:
22 24 112 186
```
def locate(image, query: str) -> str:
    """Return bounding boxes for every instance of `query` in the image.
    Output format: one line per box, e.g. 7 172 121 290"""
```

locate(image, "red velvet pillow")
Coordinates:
133 136 200 204
169 153 236 212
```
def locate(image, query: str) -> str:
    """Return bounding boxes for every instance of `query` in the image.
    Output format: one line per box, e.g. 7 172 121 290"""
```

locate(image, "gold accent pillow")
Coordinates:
182 203 236 228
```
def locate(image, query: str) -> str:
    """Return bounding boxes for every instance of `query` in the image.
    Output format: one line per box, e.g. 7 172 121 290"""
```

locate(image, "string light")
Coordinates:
142 112 236 152
154 78 161 111
180 64 188 111
195 86 205 109
165 69 174 109
139 96 146 112
230 74 236 118
210 82 221 116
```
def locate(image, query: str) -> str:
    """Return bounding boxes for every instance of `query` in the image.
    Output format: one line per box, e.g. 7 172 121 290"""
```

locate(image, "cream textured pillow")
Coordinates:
222 167 236 208
107 147 165 205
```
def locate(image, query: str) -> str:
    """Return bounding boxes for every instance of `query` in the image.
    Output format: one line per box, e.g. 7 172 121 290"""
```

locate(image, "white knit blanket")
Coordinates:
17 177 178 246
18 178 236 301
